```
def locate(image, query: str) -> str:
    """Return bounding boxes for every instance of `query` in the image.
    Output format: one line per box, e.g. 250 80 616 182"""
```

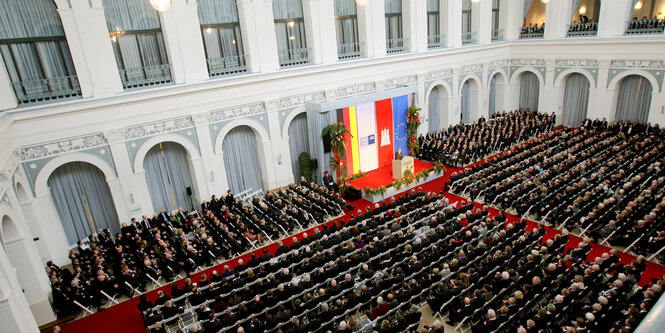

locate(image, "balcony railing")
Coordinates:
427 34 446 49
11 75 81 105
625 19 665 35
386 37 407 54
567 23 597 37
462 31 476 45
491 28 504 41
278 48 311 67
519 26 545 39
337 42 362 59
207 55 247 77
120 64 172 89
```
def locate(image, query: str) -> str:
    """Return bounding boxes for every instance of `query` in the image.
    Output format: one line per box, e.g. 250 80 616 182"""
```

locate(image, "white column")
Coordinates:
134 170 157 215
502 0 522 40
265 102 291 188
506 80 520 111
544 0 573 39
236 0 278 73
0 252 40 333
474 0 492 44
443 0 462 48
31 194 70 265
103 130 152 219
303 0 338 64
402 0 427 52
159 0 209 84
357 0 386 57
55 0 123 98
598 0 632 38
647 92 665 126
192 114 224 199
590 61 613 120
0 54 18 111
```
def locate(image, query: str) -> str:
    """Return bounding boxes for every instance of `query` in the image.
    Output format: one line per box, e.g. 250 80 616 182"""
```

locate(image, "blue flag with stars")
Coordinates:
392 95 409 156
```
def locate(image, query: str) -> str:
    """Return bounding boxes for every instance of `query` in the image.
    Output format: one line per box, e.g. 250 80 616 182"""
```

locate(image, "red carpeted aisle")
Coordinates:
59 161 665 333
345 159 433 189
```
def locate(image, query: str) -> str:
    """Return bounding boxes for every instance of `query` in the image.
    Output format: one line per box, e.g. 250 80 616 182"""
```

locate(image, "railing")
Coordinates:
625 19 665 35
11 76 81 105
337 42 362 59
278 48 310 67
206 55 247 77
120 64 172 89
462 31 476 45
427 34 446 49
491 28 504 41
386 37 407 54
567 23 597 37
519 26 545 39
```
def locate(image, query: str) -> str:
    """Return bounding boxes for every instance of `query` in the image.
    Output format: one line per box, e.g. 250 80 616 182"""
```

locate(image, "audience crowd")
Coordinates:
417 109 554 166
628 16 665 33
520 23 545 36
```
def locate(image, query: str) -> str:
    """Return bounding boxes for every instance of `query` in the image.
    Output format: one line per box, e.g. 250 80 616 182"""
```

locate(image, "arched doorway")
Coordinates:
222 126 263 193
489 72 505 117
562 73 590 127
48 162 119 245
288 113 310 184
428 85 449 132
615 75 653 123
461 79 479 124
519 71 540 111
144 142 196 212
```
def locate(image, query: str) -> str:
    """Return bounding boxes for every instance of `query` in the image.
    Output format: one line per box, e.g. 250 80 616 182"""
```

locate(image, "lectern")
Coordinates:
392 156 415 179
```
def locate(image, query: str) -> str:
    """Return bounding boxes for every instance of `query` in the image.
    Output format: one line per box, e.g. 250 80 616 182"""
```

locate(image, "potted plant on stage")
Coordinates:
406 106 422 156
322 123 350 182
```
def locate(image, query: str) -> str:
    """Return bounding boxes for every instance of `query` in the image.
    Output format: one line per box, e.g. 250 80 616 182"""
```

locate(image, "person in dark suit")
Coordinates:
323 171 337 192
395 148 403 160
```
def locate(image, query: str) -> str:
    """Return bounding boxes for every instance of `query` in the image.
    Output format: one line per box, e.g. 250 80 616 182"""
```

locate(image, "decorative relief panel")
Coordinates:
0 151 21 181
459 64 483 75
124 116 194 139
511 58 546 67
277 91 326 109
490 59 510 69
382 75 418 89
425 69 453 81
335 82 377 98
19 134 107 161
610 60 665 69
208 102 266 123
555 59 599 68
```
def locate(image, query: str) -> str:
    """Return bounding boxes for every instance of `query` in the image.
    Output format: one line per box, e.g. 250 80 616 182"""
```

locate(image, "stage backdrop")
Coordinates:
337 94 411 176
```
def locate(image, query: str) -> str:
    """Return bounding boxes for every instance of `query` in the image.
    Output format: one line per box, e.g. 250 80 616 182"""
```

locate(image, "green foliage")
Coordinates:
298 152 313 182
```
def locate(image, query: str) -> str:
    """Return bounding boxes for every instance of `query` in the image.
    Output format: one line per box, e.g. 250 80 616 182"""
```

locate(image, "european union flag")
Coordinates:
392 95 409 156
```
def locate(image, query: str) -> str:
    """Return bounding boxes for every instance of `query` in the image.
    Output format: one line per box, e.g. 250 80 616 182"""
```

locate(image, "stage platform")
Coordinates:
345 159 444 203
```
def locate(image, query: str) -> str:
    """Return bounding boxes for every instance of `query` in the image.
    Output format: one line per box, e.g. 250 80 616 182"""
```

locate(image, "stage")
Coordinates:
345 159 444 203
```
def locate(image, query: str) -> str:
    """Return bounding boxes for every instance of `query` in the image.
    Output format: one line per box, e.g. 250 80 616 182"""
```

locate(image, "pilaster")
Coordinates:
303 0 338 64
544 0 573 40
476 0 493 44
358 0 386 57
598 0 632 38
0 53 18 111
403 0 427 52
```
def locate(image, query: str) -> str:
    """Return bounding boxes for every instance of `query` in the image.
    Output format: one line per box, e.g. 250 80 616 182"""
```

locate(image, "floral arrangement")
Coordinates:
322 123 350 181
362 162 444 196
364 186 387 197
338 171 367 193
406 106 422 156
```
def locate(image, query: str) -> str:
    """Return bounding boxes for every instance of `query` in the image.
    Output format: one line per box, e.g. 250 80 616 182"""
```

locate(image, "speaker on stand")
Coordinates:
186 187 194 211
310 158 318 183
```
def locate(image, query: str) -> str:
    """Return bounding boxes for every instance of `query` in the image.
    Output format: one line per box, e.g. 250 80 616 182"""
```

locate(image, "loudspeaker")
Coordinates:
310 158 318 170
186 187 193 196
322 132 331 153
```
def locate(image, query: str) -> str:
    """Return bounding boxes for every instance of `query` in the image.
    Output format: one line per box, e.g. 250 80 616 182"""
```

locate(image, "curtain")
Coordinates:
523 0 533 20
385 0 402 13
48 162 119 245
0 0 79 99
197 0 239 24
288 113 310 184
198 0 244 69
489 76 497 118
102 0 161 31
462 0 472 35
144 142 195 212
335 0 357 15
427 0 440 38
519 72 540 111
428 88 440 132
562 73 590 127
273 0 307 62
223 126 263 193
615 75 652 123
335 0 358 52
307 110 336 184
461 82 471 124
572 0 582 17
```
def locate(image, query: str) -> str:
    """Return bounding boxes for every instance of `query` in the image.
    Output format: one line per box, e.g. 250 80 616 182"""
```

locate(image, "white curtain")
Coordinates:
572 0 582 17
385 0 403 43
562 73 590 127
288 113 310 184
223 126 263 193
273 0 307 62
0 0 79 99
523 0 533 20
461 82 471 124
519 72 540 111
428 88 440 132
615 75 652 123
427 0 440 37
307 110 336 184
489 76 497 118
144 142 195 212
385 0 402 13
48 162 119 244
197 0 239 24
198 0 244 68
462 0 472 35
103 0 161 31
334 0 358 50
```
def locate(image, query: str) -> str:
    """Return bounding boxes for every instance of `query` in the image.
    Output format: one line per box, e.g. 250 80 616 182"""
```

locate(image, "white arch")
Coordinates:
0 214 22 244
281 106 307 138
487 68 508 90
425 80 453 103
34 153 117 197
608 70 661 93
215 118 271 153
133 133 201 173
460 74 482 95
509 67 545 86
554 68 596 88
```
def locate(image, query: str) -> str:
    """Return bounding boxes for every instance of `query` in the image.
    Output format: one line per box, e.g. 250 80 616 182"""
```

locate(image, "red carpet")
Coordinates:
58 158 665 333
345 159 433 189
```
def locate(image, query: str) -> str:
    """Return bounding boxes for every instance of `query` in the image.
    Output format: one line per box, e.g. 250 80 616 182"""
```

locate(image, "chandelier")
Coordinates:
150 0 172 12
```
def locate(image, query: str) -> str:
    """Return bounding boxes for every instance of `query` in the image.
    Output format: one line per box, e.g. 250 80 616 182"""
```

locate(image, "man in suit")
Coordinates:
322 171 337 193
395 148 403 160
